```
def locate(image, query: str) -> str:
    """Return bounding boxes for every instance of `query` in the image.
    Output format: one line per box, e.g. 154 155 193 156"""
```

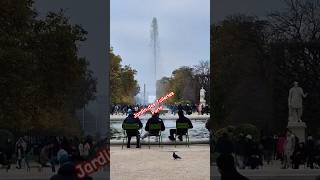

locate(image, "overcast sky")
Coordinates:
33 0 286 101
111 0 210 97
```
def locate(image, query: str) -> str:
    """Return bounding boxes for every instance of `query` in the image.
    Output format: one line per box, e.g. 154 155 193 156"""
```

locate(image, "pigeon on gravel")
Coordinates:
173 152 181 160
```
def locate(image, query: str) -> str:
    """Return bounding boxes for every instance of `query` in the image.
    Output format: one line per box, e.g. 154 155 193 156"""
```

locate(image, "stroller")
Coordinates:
314 148 320 169
245 141 263 169
0 150 10 171
312 145 320 168
0 151 6 166
246 154 263 169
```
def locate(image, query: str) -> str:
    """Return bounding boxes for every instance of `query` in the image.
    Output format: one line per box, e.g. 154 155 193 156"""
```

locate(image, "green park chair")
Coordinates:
147 123 162 149
122 123 140 149
175 122 190 147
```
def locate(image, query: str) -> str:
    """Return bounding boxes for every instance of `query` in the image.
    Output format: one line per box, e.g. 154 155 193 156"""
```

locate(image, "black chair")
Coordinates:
174 122 190 147
122 123 140 149
147 123 162 149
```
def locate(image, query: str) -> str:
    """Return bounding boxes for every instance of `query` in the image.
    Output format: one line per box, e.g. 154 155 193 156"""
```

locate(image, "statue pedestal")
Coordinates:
200 99 206 107
287 122 307 143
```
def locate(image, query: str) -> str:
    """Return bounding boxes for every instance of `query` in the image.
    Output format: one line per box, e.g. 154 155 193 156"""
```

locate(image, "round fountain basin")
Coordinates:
110 119 209 142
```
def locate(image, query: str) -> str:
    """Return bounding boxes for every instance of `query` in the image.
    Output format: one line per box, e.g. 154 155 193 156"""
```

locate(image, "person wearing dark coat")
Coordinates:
141 113 165 139
215 133 234 155
168 110 193 141
4 138 14 170
217 154 250 180
245 135 262 169
261 136 274 164
306 136 315 169
235 134 246 169
292 143 306 169
122 109 143 148
15 142 24 169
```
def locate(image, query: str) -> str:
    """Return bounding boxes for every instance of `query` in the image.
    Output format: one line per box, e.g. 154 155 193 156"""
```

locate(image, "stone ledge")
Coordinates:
287 121 306 127
110 139 209 145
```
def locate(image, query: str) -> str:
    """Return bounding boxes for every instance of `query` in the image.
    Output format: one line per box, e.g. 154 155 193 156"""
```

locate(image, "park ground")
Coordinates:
110 144 210 180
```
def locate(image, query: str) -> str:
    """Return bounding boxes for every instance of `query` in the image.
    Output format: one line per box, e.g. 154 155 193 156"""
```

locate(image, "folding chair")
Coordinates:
175 122 190 147
122 123 140 149
147 123 162 149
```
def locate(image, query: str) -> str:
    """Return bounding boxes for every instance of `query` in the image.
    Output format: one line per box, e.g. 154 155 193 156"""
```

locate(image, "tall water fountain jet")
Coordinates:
150 17 159 98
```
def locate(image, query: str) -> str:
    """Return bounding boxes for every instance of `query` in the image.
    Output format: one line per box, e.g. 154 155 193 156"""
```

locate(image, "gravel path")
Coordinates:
110 145 210 180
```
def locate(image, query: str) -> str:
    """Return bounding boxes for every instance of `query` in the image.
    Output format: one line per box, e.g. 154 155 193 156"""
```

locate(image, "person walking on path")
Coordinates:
283 130 296 169
15 141 24 169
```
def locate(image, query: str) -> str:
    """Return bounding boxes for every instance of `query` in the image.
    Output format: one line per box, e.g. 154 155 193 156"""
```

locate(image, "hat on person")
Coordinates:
246 134 252 140
127 109 132 114
178 109 184 116
152 112 159 117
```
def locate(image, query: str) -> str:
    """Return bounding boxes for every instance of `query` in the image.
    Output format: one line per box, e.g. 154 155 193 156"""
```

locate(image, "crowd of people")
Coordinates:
111 104 142 115
0 135 108 179
121 109 194 148
111 103 210 116
167 103 210 115
213 129 320 170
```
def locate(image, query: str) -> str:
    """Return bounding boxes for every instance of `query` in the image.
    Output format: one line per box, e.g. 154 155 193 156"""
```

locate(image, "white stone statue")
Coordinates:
200 87 206 102
199 87 206 108
288 81 307 122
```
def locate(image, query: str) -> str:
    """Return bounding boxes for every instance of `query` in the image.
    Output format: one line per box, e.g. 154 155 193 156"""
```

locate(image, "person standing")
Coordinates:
217 154 250 180
78 141 84 159
245 135 262 169
4 138 14 171
292 143 306 169
15 141 24 169
277 133 286 161
283 130 296 169
234 134 246 169
262 135 274 165
306 135 315 169
83 142 90 159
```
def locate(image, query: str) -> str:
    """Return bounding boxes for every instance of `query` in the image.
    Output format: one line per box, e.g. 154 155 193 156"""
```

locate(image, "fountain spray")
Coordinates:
150 17 159 98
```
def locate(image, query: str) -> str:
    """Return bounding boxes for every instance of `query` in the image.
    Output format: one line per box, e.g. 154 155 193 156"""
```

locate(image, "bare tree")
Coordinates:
269 0 320 42
268 0 320 133
194 60 210 88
